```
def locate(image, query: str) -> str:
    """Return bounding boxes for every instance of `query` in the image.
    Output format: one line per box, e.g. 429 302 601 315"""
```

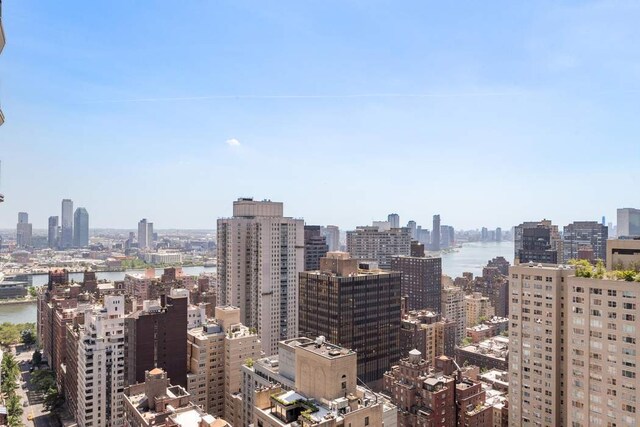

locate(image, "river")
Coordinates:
1 241 514 323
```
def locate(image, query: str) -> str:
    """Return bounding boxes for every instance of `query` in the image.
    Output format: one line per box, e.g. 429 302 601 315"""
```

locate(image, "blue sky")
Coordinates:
1 1 639 230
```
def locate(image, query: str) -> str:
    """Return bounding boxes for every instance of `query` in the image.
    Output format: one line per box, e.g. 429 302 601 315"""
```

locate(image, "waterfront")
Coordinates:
1 242 513 323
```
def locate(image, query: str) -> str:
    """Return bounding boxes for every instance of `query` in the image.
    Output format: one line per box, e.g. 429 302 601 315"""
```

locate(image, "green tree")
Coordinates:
32 349 42 367
27 286 37 298
43 387 65 414
6 394 23 425
21 329 36 346
30 370 56 394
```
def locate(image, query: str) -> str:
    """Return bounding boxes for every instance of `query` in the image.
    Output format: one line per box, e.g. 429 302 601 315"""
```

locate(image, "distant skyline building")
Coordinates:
303 225 329 271
562 220 608 262
617 207 640 237
16 211 32 248
60 199 73 249
388 213 400 229
48 216 59 249
407 220 417 239
73 207 89 247
495 227 502 242
440 225 455 249
346 225 411 269
217 198 304 356
431 214 441 251
137 218 153 249
514 219 560 264
321 225 340 252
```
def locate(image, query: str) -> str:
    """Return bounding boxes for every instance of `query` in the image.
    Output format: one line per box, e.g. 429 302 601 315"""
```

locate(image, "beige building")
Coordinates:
508 263 572 426
606 238 640 270
441 285 466 344
253 337 397 426
465 292 495 327
566 275 639 426
186 306 261 426
217 198 304 356
122 368 230 427
345 226 411 269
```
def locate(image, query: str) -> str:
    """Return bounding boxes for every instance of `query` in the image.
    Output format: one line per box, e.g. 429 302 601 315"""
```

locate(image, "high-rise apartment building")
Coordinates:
388 213 400 229
617 207 640 238
75 295 126 427
137 218 153 249
514 220 560 264
61 199 74 249
390 255 442 312
441 286 466 344
562 221 608 263
496 227 502 242
48 216 59 249
431 214 441 251
346 226 411 269
322 225 340 251
73 207 89 247
565 274 639 427
465 292 495 327
298 252 401 388
217 198 304 356
125 295 188 388
399 310 456 365
16 211 32 248
508 264 571 426
186 306 261 425
407 220 417 240
303 225 328 271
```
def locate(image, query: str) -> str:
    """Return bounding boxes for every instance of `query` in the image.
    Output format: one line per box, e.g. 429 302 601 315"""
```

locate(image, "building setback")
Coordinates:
391 255 442 312
125 295 188 388
298 252 401 388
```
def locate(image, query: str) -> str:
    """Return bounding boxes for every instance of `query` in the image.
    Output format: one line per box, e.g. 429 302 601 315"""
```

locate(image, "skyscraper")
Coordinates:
137 218 153 249
514 220 560 264
390 255 442 312
48 216 59 249
303 225 328 271
73 207 89 247
617 207 640 237
495 227 502 242
298 252 401 388
61 199 74 249
16 212 32 248
321 225 340 251
217 198 304 356
431 214 441 251
388 213 400 229
562 220 608 262
407 220 417 239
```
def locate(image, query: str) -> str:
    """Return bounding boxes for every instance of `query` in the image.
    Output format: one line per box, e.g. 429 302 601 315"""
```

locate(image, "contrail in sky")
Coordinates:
85 91 529 104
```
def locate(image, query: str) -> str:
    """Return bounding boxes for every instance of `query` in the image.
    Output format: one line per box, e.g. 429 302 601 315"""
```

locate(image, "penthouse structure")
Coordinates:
346 226 411 269
299 252 401 388
217 198 304 356
122 368 229 427
252 337 397 426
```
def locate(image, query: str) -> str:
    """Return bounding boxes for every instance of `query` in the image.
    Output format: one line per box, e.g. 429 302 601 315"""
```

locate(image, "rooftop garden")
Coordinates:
569 259 640 282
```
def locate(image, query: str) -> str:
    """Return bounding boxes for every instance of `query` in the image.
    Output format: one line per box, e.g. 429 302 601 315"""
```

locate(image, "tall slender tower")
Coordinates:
73 208 89 247
431 214 441 251
16 212 32 248
48 216 59 249
61 199 74 248
217 198 304 356
137 218 153 249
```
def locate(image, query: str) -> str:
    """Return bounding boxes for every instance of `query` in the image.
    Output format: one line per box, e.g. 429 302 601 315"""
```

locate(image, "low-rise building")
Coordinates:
455 336 509 372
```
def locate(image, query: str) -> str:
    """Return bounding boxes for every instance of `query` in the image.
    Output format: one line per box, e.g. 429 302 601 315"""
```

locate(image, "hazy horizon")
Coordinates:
1 1 638 229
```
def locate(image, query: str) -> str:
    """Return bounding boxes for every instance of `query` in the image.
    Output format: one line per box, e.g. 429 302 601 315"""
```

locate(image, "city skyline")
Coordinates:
1 1 639 229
